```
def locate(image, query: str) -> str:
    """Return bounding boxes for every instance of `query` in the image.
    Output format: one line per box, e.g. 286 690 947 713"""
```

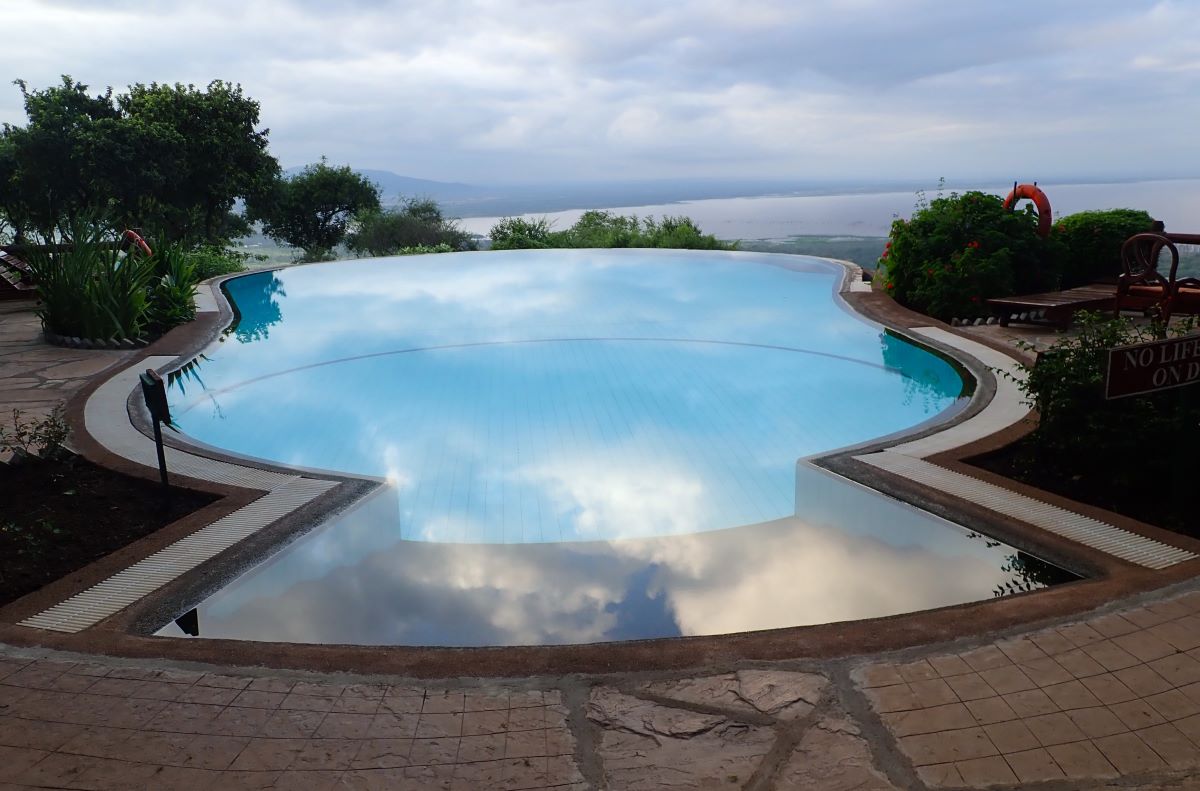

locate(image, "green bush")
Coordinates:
487 210 735 251
25 222 204 341
26 222 156 341
0 406 68 459
1053 209 1155 288
1005 312 1198 531
489 216 554 250
346 198 475 257
879 191 1062 320
185 246 248 280
147 244 199 335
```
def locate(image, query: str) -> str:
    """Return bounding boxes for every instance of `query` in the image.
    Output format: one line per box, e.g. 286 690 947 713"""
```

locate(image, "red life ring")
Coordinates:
1002 184 1053 238
123 229 153 257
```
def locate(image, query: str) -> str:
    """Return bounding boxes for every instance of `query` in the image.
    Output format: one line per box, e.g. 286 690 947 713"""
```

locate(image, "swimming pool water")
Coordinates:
158 250 1075 646
169 250 964 543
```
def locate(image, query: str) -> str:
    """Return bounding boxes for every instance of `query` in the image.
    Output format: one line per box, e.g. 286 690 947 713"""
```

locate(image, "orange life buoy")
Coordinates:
1002 183 1053 238
123 229 153 258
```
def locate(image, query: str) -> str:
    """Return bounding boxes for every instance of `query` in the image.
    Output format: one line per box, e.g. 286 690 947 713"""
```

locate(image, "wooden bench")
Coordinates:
987 284 1116 328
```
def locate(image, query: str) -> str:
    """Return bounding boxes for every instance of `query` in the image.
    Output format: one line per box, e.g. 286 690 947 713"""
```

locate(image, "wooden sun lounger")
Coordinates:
987 284 1116 328
0 249 37 300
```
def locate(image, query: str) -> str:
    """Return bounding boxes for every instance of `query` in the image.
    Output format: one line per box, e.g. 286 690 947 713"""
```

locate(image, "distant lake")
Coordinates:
457 179 1200 241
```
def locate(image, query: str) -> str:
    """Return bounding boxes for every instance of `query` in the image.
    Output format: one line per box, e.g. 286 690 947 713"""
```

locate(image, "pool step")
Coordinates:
855 451 1197 570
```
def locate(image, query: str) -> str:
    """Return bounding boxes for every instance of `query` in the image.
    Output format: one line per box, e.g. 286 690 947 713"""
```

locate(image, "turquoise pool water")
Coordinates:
169 250 964 543
158 250 1075 646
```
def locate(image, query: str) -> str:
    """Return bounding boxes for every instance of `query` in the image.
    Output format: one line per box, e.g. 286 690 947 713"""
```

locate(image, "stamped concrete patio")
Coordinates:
5 582 1200 789
5 296 1200 789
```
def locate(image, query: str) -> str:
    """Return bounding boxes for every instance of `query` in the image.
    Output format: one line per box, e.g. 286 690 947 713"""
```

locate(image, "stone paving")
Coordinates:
6 583 1200 789
0 301 131 460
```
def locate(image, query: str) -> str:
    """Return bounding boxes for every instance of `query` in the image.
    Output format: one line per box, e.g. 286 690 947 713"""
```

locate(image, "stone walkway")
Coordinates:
6 581 1200 789
0 301 131 460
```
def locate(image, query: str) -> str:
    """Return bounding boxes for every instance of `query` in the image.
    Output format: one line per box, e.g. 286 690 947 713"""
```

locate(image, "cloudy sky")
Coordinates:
4 0 1198 184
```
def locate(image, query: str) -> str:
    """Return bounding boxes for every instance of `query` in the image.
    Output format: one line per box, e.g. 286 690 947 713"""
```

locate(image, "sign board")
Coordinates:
139 369 171 425
138 368 171 490
1106 334 1200 399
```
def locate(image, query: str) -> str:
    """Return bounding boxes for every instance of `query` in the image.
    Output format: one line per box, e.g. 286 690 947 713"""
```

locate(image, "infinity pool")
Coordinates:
159 250 1075 645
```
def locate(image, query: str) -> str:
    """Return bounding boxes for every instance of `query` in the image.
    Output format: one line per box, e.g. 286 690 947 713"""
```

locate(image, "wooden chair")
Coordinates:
1114 233 1200 323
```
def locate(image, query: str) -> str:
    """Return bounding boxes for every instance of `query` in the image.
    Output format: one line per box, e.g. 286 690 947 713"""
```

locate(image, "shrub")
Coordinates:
346 198 475 257
1005 312 1198 531
879 190 1062 320
641 215 733 250
25 221 204 341
147 244 199 335
488 210 735 251
1053 209 1155 288
488 216 554 250
185 246 248 280
25 221 156 341
0 406 68 460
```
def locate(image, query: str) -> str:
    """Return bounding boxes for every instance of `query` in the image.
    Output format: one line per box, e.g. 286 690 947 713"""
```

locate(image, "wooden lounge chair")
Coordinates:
0 248 37 300
1114 232 1200 323
987 284 1116 329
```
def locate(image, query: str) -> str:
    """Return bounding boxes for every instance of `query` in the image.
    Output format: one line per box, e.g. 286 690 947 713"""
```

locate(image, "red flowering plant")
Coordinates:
877 189 1062 321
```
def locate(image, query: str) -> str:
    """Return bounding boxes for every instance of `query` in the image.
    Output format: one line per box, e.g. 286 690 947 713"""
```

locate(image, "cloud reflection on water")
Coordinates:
173 465 1070 646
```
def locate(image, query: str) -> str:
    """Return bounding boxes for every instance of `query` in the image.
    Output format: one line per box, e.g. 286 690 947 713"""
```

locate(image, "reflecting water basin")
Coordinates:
158 249 1076 645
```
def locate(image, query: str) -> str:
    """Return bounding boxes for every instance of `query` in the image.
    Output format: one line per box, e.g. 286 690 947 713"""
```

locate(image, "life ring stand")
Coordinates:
1002 182 1053 238
123 229 153 258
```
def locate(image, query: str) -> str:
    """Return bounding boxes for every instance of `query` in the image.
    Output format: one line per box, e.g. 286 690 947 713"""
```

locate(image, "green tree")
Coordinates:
111 81 278 244
249 159 381 261
2 77 118 239
346 197 475 257
0 77 277 246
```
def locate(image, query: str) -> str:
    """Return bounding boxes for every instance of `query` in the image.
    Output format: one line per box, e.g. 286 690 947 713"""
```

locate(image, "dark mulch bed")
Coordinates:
0 454 217 607
970 437 1190 536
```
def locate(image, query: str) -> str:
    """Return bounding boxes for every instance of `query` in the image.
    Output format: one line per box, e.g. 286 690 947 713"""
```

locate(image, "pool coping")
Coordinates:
2 252 1199 678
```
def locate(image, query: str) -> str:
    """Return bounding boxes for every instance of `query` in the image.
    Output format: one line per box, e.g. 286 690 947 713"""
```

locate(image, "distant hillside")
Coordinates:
283 166 481 204
281 166 925 219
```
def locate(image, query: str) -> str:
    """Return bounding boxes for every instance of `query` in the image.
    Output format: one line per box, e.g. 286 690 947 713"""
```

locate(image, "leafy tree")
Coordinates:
0 76 277 246
346 197 475 257
249 159 380 261
111 81 278 244
2 77 118 239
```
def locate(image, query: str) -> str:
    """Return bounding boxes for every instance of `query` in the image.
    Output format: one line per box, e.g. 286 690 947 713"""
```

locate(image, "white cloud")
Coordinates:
7 1 1196 185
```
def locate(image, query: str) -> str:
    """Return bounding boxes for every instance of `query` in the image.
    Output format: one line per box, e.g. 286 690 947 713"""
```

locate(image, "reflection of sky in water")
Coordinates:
169 249 965 543
160 466 1076 646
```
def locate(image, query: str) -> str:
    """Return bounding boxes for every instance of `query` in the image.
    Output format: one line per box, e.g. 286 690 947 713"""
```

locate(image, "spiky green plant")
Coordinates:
24 219 156 341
